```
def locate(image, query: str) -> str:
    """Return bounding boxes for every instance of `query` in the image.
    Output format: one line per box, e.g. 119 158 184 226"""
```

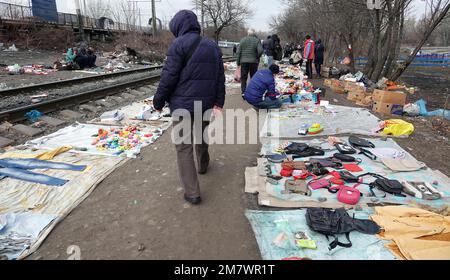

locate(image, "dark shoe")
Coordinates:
184 195 202 205
198 168 208 175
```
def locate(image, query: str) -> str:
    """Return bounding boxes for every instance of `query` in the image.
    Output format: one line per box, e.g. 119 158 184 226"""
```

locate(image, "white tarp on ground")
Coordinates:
27 123 163 158
249 137 450 209
260 105 383 140
0 150 127 259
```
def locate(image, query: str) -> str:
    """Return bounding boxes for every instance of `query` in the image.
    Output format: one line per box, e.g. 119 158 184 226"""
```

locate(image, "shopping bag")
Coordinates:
234 66 241 82
382 119 415 136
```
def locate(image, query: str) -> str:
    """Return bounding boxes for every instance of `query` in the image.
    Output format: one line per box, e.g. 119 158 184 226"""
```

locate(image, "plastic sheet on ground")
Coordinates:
245 209 396 260
250 137 450 209
103 101 172 127
0 150 127 259
0 213 57 260
260 105 383 140
27 123 164 158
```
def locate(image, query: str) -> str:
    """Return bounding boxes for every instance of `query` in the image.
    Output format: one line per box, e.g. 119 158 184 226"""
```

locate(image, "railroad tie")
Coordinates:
59 110 85 120
108 96 124 104
130 90 146 97
121 93 136 100
95 100 115 108
40 116 66 127
79 105 99 113
0 137 14 148
12 124 44 137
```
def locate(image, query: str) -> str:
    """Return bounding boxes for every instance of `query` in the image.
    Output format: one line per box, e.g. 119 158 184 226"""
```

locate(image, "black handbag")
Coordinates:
335 143 357 155
349 136 375 148
333 153 360 163
285 143 325 158
359 173 406 197
306 208 381 250
370 178 406 198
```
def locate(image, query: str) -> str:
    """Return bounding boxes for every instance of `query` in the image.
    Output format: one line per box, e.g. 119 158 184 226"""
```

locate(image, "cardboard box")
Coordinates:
356 95 373 107
331 80 345 94
373 89 407 105
345 81 365 93
321 67 330 78
373 101 404 115
347 91 367 102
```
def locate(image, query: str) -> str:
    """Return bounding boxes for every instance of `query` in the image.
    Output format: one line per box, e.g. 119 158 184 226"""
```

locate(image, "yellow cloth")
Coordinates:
34 146 72 160
0 146 72 160
372 206 450 260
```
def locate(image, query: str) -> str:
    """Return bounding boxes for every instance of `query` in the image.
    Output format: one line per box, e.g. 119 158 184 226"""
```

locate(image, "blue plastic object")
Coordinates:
24 110 43 123
415 99 450 120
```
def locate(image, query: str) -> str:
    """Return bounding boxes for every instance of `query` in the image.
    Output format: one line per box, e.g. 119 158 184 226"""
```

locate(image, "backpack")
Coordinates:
306 208 381 250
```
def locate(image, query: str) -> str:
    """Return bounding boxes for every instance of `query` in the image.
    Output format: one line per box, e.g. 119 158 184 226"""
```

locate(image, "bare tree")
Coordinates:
86 0 112 19
193 0 254 42
271 0 449 82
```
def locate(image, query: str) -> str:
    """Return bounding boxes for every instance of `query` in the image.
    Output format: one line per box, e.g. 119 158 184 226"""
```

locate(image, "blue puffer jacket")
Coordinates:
244 69 277 105
154 10 226 113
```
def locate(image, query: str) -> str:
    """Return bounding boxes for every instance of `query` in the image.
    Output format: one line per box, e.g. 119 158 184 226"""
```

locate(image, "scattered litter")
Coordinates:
24 110 43 123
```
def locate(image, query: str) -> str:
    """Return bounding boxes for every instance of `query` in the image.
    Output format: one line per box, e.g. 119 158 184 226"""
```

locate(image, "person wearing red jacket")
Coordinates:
303 35 315 79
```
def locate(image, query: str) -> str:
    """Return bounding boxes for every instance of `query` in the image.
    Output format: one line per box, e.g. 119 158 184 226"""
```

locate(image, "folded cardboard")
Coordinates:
331 80 345 94
373 89 407 105
373 101 404 115
347 91 367 102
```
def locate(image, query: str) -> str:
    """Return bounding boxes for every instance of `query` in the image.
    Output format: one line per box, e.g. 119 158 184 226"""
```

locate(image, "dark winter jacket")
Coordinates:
244 69 278 105
236 35 263 65
314 40 325 64
153 10 225 113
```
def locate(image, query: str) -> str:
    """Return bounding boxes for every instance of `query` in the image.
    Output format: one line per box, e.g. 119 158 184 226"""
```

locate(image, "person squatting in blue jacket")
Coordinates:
244 64 282 110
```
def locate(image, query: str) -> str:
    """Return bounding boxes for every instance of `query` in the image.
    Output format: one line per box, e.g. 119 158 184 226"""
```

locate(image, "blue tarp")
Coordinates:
245 209 396 260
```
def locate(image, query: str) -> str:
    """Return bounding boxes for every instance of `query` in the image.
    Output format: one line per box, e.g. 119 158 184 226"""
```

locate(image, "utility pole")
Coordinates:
151 0 157 38
201 0 205 36
74 0 85 41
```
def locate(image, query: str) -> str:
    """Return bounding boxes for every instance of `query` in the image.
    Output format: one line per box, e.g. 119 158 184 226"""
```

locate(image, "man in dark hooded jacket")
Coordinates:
314 39 325 77
154 10 225 205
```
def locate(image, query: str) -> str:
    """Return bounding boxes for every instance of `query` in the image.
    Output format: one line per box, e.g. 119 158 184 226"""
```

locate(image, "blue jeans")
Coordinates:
0 158 87 171
0 167 68 186
254 99 282 110
0 158 87 186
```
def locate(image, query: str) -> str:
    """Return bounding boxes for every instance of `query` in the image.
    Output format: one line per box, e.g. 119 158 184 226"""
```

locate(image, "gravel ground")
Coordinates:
0 50 145 90
0 69 161 111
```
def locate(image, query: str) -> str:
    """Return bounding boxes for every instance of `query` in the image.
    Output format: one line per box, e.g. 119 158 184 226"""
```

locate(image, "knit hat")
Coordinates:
269 64 280 74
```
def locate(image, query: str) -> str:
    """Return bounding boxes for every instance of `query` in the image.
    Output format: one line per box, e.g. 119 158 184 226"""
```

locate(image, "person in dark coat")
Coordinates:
314 39 325 77
244 64 282 109
154 10 225 205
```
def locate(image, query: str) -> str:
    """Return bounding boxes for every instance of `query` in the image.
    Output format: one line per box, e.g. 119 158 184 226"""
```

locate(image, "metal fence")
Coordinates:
0 2 33 21
0 1 151 32
354 54 450 68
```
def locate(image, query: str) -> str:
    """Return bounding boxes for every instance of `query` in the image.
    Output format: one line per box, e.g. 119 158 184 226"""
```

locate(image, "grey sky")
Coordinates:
7 0 428 31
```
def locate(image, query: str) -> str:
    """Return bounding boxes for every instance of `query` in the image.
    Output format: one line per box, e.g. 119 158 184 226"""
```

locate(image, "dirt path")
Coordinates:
29 89 262 260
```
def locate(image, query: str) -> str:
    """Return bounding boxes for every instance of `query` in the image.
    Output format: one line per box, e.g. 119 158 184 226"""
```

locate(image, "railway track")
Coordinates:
0 57 236 123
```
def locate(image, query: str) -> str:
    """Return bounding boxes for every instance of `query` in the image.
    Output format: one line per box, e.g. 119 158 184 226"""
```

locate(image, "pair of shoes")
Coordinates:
184 195 202 205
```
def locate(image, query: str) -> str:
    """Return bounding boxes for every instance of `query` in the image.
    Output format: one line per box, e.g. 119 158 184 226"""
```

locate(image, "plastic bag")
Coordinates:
234 66 241 82
381 119 414 136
